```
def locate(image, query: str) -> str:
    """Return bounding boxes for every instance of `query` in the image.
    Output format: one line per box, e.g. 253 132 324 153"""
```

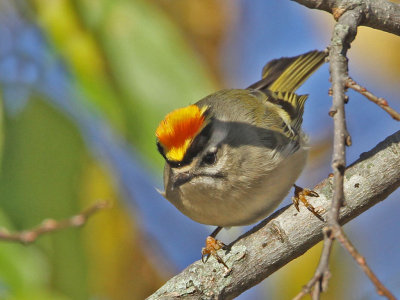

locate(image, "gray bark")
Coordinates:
291 0 400 36
148 130 400 300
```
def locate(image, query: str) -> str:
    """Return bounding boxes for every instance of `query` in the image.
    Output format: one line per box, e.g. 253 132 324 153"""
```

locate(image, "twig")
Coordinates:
292 235 333 300
0 201 110 244
294 4 397 300
294 8 358 300
333 226 396 300
346 77 400 121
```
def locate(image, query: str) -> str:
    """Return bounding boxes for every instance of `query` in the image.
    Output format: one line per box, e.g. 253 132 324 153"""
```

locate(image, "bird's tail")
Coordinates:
248 50 327 93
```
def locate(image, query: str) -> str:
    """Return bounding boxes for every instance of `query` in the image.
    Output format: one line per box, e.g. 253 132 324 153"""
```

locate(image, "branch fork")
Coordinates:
294 1 398 299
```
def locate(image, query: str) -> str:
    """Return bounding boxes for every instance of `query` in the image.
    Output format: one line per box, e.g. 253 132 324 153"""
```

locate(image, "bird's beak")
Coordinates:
172 172 193 189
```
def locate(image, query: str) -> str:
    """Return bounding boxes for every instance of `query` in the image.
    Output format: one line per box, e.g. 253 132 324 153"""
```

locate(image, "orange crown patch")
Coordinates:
156 105 209 162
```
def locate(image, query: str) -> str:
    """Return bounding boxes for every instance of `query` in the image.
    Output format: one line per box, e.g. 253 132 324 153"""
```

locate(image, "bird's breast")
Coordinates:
164 146 307 227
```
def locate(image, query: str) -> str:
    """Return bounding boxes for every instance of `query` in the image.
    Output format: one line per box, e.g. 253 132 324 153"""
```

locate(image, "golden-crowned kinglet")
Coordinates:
156 50 326 228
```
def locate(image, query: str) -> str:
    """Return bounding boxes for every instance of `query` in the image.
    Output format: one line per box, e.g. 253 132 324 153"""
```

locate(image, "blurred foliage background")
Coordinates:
0 0 399 299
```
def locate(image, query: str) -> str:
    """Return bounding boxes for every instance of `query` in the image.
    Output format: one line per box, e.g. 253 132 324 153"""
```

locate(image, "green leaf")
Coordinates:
0 99 88 300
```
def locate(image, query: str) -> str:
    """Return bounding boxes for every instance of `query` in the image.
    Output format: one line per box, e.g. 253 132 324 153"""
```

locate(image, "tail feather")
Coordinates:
248 50 327 93
267 50 326 92
247 50 326 136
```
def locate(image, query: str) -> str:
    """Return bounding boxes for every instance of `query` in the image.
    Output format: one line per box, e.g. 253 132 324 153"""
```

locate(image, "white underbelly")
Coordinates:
176 147 308 227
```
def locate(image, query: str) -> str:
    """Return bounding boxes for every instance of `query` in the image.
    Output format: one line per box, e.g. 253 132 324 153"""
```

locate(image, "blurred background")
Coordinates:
0 0 399 299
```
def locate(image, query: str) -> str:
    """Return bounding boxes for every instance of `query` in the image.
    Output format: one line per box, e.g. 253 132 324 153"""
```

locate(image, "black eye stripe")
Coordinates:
202 151 217 165
162 122 214 168
187 123 212 156
169 122 213 168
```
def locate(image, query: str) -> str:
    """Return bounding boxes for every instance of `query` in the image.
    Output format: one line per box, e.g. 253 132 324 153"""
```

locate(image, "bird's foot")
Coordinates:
292 184 324 221
201 236 230 270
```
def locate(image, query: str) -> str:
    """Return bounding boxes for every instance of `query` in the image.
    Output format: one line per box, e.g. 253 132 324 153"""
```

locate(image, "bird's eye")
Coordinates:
202 151 217 165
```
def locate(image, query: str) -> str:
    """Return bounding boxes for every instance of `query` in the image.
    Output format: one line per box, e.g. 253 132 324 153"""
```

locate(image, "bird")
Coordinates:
155 50 326 267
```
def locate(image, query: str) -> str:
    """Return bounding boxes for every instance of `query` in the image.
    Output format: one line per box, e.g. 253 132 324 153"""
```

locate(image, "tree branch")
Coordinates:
291 0 400 36
148 130 400 300
333 226 396 299
296 8 357 299
0 201 109 244
346 77 400 121
292 2 398 299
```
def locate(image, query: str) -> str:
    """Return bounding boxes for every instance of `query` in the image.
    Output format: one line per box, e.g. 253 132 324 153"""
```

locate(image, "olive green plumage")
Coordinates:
157 50 326 227
248 50 327 141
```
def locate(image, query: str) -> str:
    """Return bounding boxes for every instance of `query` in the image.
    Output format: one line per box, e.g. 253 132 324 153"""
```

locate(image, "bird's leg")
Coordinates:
292 184 324 221
201 226 229 269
